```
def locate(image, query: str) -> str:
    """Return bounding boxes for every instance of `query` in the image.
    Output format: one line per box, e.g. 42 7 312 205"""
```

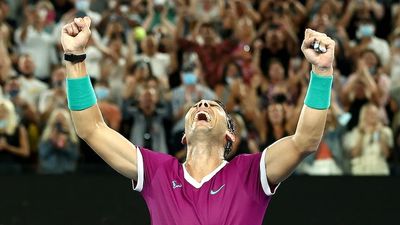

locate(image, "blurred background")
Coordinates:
0 0 399 224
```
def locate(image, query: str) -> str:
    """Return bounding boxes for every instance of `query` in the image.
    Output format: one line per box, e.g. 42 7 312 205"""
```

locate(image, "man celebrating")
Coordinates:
61 17 335 225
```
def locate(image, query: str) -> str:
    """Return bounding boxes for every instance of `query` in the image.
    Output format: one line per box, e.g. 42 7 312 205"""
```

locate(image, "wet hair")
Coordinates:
214 100 236 159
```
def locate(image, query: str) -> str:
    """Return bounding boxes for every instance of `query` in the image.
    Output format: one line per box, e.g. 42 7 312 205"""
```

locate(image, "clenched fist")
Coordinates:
301 29 335 76
61 17 91 55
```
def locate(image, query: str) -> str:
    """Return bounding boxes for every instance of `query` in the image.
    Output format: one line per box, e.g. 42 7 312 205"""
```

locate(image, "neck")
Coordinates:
185 141 225 182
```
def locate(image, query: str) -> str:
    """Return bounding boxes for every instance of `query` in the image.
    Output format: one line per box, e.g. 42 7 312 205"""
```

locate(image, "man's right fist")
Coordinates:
61 17 91 55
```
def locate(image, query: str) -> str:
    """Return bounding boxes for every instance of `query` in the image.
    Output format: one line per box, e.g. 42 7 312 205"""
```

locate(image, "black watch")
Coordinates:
64 53 86 63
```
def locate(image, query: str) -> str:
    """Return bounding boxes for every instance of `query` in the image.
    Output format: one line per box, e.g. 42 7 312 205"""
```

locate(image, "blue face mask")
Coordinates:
0 119 7 129
368 66 377 75
358 24 375 38
182 73 197 85
8 89 19 98
95 87 110 101
75 0 90 11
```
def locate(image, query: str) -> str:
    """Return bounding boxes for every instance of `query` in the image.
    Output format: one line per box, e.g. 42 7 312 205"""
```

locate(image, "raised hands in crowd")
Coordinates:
0 0 398 175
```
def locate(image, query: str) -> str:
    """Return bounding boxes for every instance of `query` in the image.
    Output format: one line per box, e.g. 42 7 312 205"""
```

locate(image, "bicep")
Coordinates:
85 125 138 180
264 136 306 185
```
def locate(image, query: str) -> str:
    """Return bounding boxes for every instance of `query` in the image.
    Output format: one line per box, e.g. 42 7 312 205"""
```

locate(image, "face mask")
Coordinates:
226 77 234 85
394 38 400 48
182 72 197 85
75 0 90 12
368 66 377 75
95 87 110 101
53 80 64 88
358 24 375 38
38 9 47 21
9 89 19 98
0 119 7 129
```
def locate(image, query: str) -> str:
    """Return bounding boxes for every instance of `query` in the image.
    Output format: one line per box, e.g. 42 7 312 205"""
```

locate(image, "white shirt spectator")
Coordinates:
19 76 48 107
136 53 171 83
350 37 390 66
86 45 103 80
14 26 58 79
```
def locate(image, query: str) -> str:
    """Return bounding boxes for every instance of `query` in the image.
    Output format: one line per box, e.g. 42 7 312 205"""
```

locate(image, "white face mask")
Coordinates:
38 9 48 21
356 24 375 39
394 38 400 48
0 119 7 129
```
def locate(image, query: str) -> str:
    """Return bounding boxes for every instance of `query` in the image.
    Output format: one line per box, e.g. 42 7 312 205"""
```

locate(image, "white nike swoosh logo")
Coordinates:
210 184 225 195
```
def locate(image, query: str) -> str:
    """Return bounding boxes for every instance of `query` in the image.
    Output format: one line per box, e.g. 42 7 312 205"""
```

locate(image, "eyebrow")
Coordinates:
191 101 223 109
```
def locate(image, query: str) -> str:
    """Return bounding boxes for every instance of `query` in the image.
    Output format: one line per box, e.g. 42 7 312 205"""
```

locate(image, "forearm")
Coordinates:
380 142 390 158
5 144 29 157
66 61 105 139
338 7 354 28
292 66 332 152
292 105 327 153
351 133 364 157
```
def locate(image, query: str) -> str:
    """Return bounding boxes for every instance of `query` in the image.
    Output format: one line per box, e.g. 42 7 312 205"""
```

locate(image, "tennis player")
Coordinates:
61 17 335 225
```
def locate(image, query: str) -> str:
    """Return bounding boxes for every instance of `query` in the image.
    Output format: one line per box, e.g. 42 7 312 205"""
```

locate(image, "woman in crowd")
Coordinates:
38 108 79 174
344 103 393 175
0 98 30 172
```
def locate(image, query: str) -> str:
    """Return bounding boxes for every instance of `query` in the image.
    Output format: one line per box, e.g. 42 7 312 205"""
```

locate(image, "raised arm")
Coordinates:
265 29 335 185
61 17 138 180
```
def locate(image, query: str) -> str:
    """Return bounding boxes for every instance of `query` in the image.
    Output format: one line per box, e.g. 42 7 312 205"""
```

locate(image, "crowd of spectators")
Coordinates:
0 0 399 176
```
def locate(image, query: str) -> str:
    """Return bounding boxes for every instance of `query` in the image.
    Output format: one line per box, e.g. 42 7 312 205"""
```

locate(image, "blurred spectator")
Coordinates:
125 86 169 153
344 103 393 175
0 23 11 84
259 101 291 149
388 28 400 106
341 49 390 129
122 60 154 100
176 11 238 88
3 74 40 166
214 60 242 105
0 98 30 173
135 34 175 89
258 22 298 75
14 2 58 81
15 54 49 107
226 112 259 160
38 108 79 174
94 79 121 131
38 65 67 120
339 0 384 40
348 18 390 67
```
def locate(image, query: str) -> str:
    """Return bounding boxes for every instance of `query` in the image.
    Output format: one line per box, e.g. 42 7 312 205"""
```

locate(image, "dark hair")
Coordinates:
360 49 382 68
220 60 243 85
214 100 236 159
128 60 154 78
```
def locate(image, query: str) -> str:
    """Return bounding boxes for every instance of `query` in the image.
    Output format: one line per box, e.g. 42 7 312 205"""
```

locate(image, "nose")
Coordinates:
197 100 210 108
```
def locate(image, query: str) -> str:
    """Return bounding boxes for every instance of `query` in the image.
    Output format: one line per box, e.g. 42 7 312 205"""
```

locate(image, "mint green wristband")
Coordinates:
66 76 97 111
304 71 333 110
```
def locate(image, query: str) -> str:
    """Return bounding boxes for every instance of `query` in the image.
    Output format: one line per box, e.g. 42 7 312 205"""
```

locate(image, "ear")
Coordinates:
225 131 235 143
181 133 187 145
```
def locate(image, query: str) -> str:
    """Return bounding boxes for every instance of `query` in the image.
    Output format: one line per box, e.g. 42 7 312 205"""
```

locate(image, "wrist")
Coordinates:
65 61 86 78
312 65 333 76
64 49 86 55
